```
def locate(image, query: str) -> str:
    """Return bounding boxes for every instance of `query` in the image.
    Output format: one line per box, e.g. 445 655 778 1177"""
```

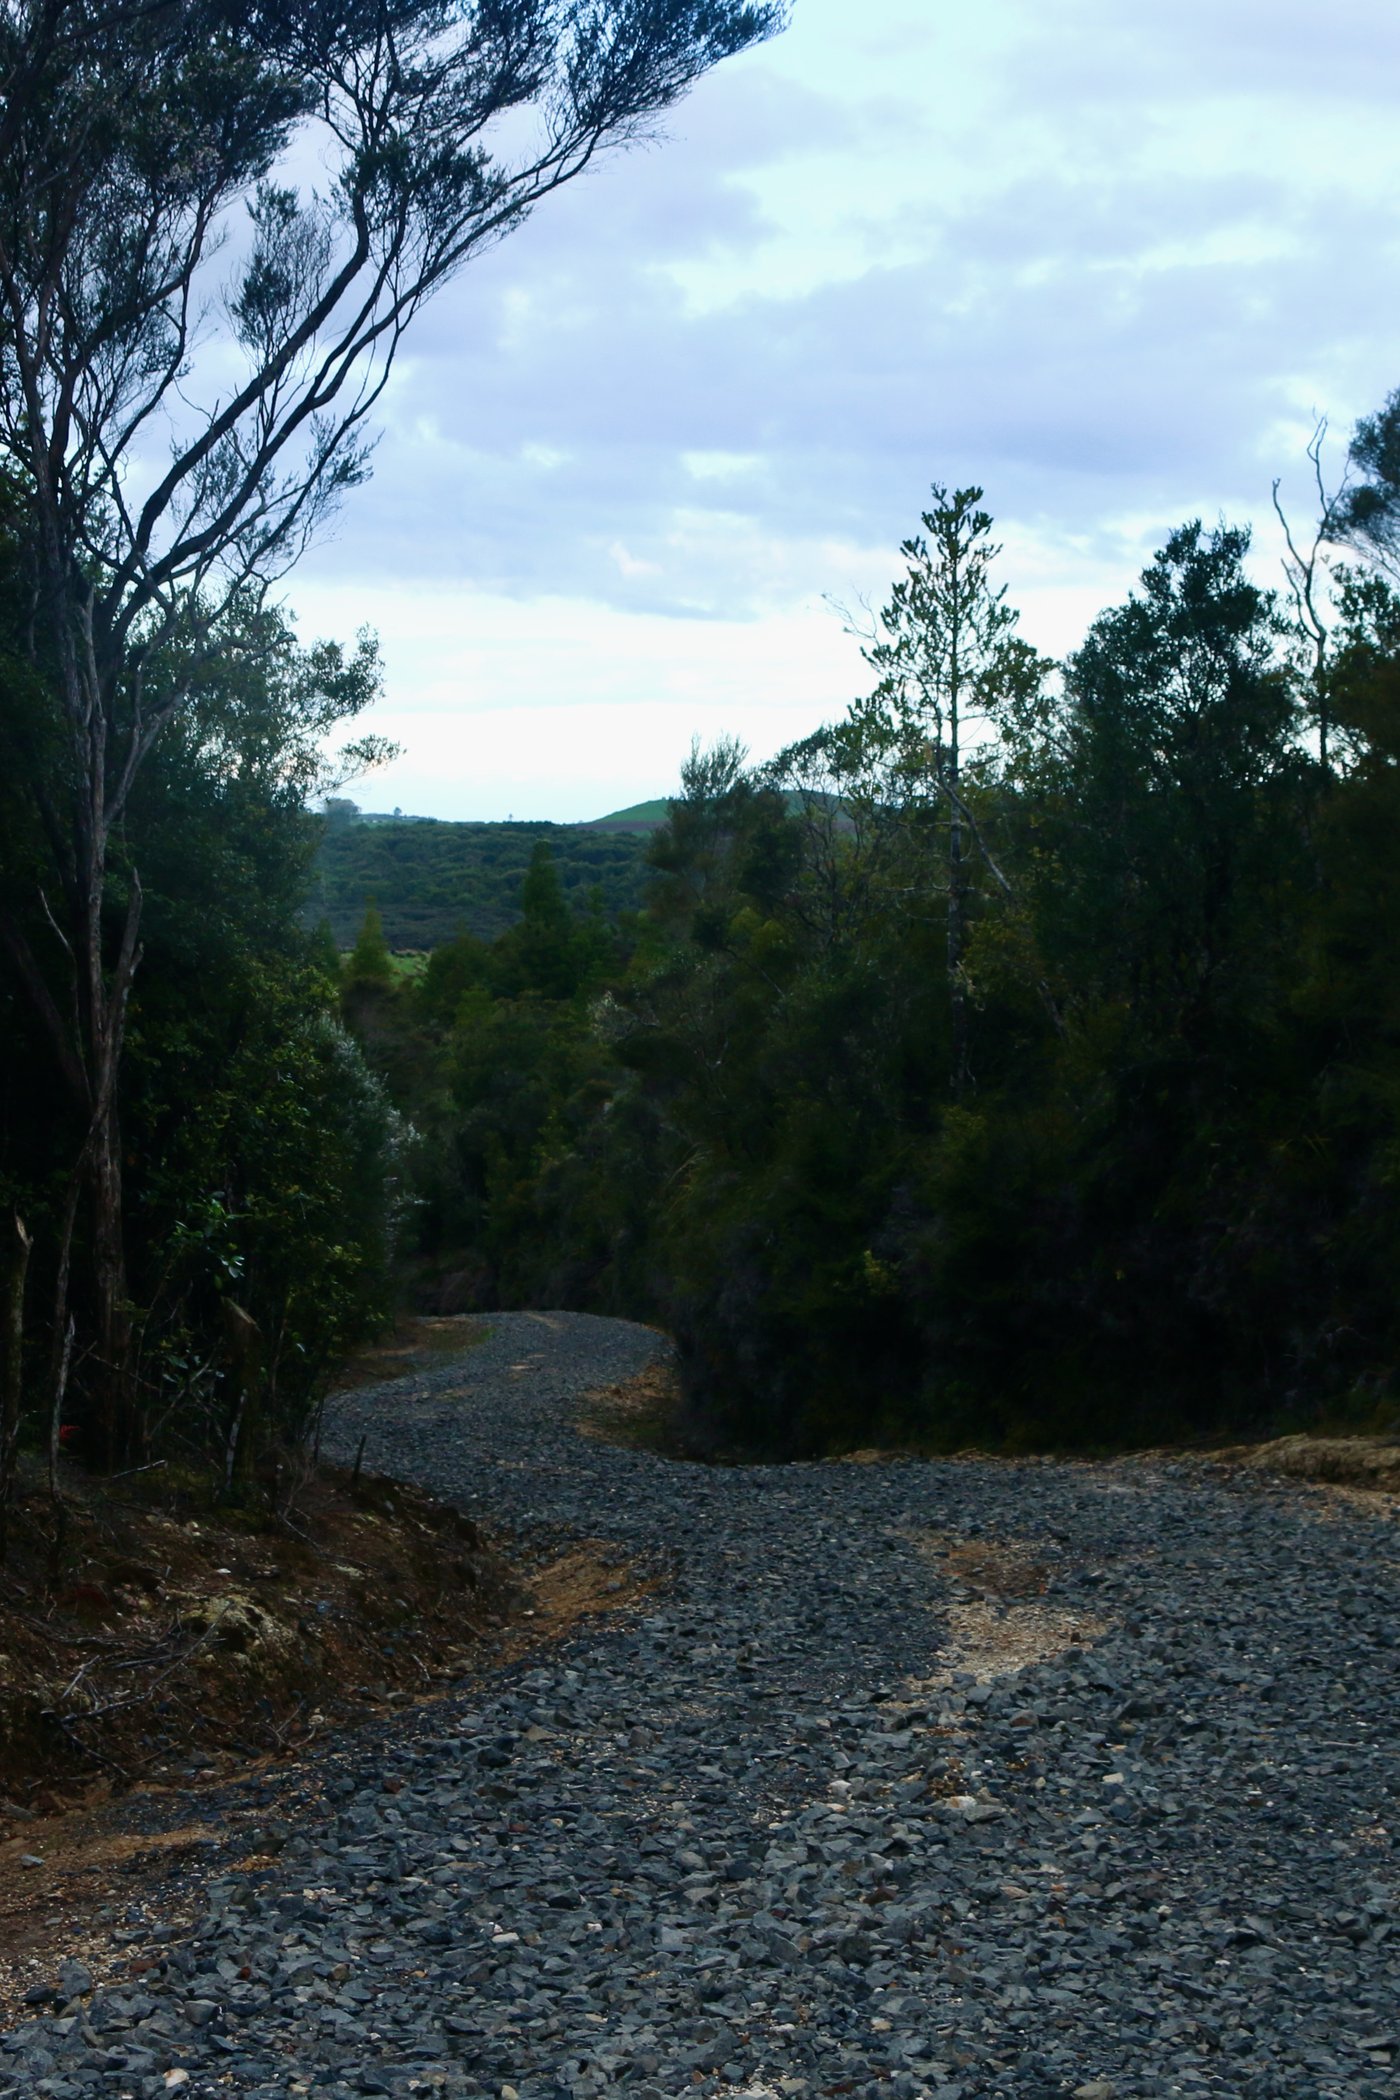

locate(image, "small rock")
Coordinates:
1073 2083 1116 2099
57 1961 92 2000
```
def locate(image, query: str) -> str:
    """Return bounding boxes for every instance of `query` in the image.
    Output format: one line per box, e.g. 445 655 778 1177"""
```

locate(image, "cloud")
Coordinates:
999 0 1400 116
298 581 875 821
285 0 1400 813
306 158 1397 600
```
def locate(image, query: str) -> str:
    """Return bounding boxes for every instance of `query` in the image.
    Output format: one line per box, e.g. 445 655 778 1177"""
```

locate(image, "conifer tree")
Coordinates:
348 901 393 987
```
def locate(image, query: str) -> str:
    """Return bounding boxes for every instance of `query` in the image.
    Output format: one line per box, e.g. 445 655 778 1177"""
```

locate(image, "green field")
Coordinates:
588 798 670 833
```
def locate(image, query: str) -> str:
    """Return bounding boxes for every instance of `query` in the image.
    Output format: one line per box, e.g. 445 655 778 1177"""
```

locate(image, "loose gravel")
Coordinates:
4 1310 1397 2100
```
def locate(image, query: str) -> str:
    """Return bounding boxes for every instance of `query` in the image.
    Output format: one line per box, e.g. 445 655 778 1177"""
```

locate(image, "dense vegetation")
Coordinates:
6 6 1400 1493
0 577 408 1489
346 463 1400 1455
0 0 778 1519
310 810 648 949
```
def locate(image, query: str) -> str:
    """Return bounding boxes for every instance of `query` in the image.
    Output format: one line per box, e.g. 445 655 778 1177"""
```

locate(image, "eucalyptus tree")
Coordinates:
0 0 785 1460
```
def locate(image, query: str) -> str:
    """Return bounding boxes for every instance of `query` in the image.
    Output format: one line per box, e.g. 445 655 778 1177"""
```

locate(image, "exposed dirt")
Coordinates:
583 1365 1400 1507
1215 1431 1400 1499
821 1429 1400 1509
0 1307 657 2030
578 1356 687 1453
911 1531 1111 1690
937 1536 1052 1600
0 1453 517 1799
928 1597 1112 1684
9 1341 1388 2035
328 1312 492 1392
0 1529 652 2025
0 1316 665 2024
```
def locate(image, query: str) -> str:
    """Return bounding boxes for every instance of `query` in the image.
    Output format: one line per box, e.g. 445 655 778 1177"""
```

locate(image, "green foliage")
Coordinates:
117 628 410 1460
490 842 601 1000
1338 387 1400 569
590 799 672 831
347 900 394 985
0 596 404 1475
134 968 406 1460
0 0 788 1483
308 815 648 949
350 469 1400 1457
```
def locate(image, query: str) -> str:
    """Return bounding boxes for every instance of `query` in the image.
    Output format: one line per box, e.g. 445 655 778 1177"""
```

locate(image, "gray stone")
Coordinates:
1 1312 1395 2100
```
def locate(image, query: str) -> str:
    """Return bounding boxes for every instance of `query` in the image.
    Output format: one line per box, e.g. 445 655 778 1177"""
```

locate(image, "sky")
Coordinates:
286 0 1400 822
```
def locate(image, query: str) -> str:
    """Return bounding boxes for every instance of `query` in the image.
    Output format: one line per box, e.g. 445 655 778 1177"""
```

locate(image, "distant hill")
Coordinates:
309 789 851 950
592 790 845 831
309 816 652 950
589 798 670 833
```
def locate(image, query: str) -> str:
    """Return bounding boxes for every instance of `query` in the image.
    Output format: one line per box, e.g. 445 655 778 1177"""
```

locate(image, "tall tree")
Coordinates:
347 899 394 987
1055 521 1297 1029
851 486 1044 1092
1271 420 1350 774
0 0 784 1459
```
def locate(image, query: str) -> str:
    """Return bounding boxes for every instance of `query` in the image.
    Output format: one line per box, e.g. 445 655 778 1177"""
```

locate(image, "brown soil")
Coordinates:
329 1312 492 1391
909 1531 1112 1692
579 1357 687 1453
813 1428 1400 1507
1213 1432 1400 1500
0 1452 518 1800
0 1432 653 2024
936 1537 1052 1600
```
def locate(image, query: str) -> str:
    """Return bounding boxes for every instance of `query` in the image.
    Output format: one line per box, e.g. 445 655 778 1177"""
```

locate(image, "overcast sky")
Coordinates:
290 0 1400 822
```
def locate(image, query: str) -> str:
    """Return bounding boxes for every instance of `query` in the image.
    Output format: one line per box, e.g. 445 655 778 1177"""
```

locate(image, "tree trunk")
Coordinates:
946 637 969 1097
1 704 146 1473
0 1212 33 1562
77 793 143 1470
90 1089 138 1469
47 1312 74 1586
947 803 967 1095
220 1301 262 1495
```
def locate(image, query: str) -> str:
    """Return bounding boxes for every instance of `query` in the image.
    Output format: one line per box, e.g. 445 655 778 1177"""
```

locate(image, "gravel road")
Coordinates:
4 1310 1397 2100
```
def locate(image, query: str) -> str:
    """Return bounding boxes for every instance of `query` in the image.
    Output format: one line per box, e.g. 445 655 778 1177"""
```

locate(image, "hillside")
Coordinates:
309 816 651 949
589 797 670 832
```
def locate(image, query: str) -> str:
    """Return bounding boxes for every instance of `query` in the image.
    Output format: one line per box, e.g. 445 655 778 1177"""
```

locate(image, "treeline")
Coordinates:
310 810 648 949
355 449 1400 1454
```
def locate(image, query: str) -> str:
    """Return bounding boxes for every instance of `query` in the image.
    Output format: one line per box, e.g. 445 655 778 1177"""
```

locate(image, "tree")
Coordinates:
514 841 582 998
1271 419 1351 774
348 899 394 986
1056 522 1297 1027
0 1211 31 1559
0 569 408 1476
646 735 781 946
0 0 784 1459
1337 386 1400 576
340 493 1400 1452
848 486 1046 1092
